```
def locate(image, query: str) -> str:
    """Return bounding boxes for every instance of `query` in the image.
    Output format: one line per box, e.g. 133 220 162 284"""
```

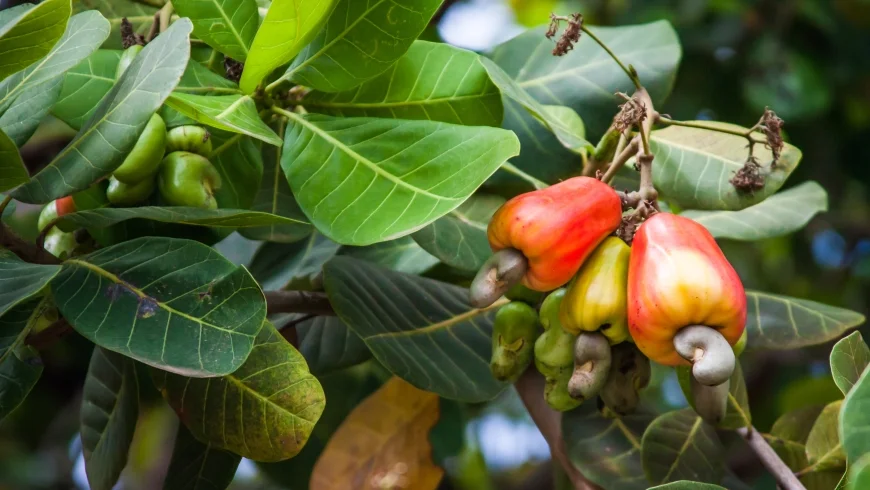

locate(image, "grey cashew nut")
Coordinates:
674 325 735 386
469 248 528 308
600 342 651 415
690 376 730 425
567 332 612 401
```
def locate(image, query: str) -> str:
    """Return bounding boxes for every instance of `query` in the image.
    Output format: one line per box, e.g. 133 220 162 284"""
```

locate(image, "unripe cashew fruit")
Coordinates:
690 377 730 425
38 196 76 232
470 248 528 309
158 151 222 209
599 343 651 415
490 301 539 382
116 44 143 78
533 289 575 380
113 114 166 184
544 369 581 412
628 213 746 384
561 236 631 344
107 175 155 206
487 176 622 292
567 332 611 401
43 227 77 260
165 125 213 157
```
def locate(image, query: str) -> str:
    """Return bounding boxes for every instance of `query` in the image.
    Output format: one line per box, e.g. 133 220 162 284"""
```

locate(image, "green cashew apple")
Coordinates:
43 228 77 260
165 125 213 157
116 44 143 78
158 151 222 209
113 114 166 184
107 176 155 206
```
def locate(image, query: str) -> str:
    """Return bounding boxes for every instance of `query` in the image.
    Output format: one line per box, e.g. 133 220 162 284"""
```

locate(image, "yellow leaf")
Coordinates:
311 377 444 490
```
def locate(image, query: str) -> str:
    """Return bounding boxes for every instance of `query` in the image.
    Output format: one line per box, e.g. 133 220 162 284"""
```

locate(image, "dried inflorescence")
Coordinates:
760 107 784 164
120 17 145 48
224 57 244 83
730 156 765 193
613 94 647 133
547 13 583 56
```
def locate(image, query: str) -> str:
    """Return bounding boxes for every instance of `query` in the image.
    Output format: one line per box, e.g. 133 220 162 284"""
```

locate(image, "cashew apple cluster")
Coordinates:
474 176 747 421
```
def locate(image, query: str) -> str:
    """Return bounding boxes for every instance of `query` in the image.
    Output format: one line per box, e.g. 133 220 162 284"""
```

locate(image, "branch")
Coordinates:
600 137 639 184
515 368 601 490
634 88 658 206
264 290 335 316
736 426 806 490
0 222 60 265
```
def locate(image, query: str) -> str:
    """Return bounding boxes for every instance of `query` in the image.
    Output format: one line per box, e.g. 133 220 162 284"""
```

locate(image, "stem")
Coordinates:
500 162 548 190
579 26 641 89
146 12 159 42
158 2 173 32
656 116 766 145
264 290 336 316
515 368 601 490
737 426 806 490
601 137 639 184
634 88 658 205
0 222 59 265
0 195 12 217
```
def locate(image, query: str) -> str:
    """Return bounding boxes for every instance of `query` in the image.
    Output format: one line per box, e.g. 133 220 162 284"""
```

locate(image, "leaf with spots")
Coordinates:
831 332 870 396
153 322 326 462
0 300 44 423
744 291 865 351
173 0 258 61
81 347 139 490
322 256 510 402
50 237 266 377
163 423 241 490
281 112 519 246
641 409 725 485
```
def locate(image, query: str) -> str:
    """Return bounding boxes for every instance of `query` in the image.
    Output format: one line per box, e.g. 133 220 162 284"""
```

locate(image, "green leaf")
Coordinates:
847 454 870 490
11 18 190 204
0 128 27 192
641 409 724 485
805 401 846 473
682 181 828 240
296 315 371 376
0 301 44 422
281 112 520 246
176 60 241 95
208 130 263 209
52 49 120 130
0 75 63 147
173 0 258 61
676 362 751 430
411 194 504 272
322 256 509 402
154 322 325 462
74 0 157 50
650 122 803 211
648 483 727 490
50 237 266 377
303 40 503 127
280 0 442 93
831 332 870 396
341 236 439 275
81 347 139 490
563 402 653 490
163 424 241 490
773 405 826 444
0 249 61 318
0 0 71 82
840 364 870 463
239 118 312 243
248 231 339 290
55 206 310 231
165 93 282 146
488 20 681 138
239 0 336 93
745 291 865 350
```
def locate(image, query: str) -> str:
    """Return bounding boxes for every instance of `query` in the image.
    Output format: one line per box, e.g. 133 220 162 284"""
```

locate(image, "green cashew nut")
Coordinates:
113 114 167 184
673 325 736 386
469 248 528 308
158 151 222 209
43 228 77 260
116 44 143 78
165 125 213 157
567 332 611 401
490 302 539 382
107 176 155 206
599 342 651 415
690 377 730 425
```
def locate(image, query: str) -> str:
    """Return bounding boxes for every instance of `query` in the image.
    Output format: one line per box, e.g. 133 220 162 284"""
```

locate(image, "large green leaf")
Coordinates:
163 424 241 490
563 402 653 490
805 401 846 473
208 130 263 209
239 118 312 243
847 454 870 490
411 194 504 272
239 0 336 93
154 322 325 462
322 256 509 402
745 291 865 351
676 362 751 430
165 93 281 145
0 300 44 422
81 347 139 490
281 112 520 246
52 49 120 130
341 236 439 275
11 18 190 204
0 129 27 192
840 364 870 463
682 181 827 240
650 122 803 211
0 75 63 147
831 332 870 396
248 231 339 290
173 0 258 61
54 206 310 231
0 0 70 82
489 21 681 138
0 249 61 318
303 41 503 127
641 409 724 485
296 315 371 376
279 0 442 92
50 237 266 377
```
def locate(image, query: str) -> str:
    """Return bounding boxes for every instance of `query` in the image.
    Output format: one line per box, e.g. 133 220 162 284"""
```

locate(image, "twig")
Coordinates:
146 11 160 42
0 222 59 265
500 162 549 190
158 2 173 33
736 426 806 490
601 137 639 184
264 290 336 316
656 115 766 148
0 195 12 216
515 368 601 490
634 88 658 205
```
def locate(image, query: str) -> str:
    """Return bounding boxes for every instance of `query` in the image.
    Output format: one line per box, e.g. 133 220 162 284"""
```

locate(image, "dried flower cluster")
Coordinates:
224 57 244 83
547 13 583 56
613 93 647 133
120 18 145 48
761 107 784 163
730 156 765 193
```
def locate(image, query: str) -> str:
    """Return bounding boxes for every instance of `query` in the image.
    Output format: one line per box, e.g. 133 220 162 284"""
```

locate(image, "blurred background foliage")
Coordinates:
1 0 869 489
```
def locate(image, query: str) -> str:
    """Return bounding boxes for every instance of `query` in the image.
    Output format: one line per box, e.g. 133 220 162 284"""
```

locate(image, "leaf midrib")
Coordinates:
305 92 497 111
204 0 250 57
365 297 507 340
661 415 704 483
